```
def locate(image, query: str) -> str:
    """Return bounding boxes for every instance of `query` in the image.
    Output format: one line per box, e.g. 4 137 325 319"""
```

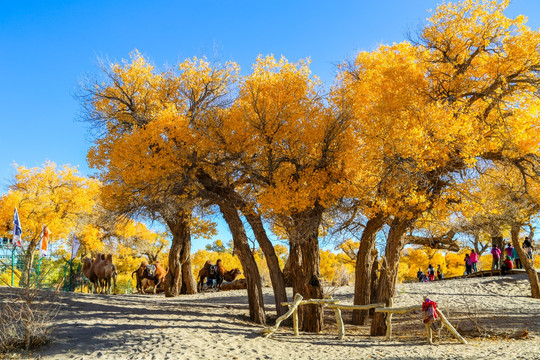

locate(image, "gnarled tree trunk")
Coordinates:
245 213 288 317
289 206 325 333
180 231 197 294
220 203 266 324
511 223 540 298
195 170 266 323
371 217 414 335
164 212 194 297
369 256 380 316
282 242 300 287
352 213 385 325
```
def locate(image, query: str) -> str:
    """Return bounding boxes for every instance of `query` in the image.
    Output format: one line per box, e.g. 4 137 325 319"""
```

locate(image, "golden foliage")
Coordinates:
77 0 540 293
0 162 99 253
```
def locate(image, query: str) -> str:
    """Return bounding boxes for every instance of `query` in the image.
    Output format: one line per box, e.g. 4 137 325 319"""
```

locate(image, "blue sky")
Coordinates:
2 0 539 251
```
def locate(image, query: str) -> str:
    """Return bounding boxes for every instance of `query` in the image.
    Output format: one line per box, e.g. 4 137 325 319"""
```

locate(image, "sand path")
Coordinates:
5 273 537 360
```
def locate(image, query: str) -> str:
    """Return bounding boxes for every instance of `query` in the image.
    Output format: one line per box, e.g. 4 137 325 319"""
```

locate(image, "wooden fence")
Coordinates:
259 294 467 345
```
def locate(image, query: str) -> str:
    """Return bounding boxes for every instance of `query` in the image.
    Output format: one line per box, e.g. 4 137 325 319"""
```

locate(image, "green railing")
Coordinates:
1 242 136 293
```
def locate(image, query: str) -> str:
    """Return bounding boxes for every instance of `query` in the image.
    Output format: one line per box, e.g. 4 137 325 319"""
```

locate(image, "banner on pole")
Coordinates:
39 225 50 257
71 234 80 261
13 208 22 247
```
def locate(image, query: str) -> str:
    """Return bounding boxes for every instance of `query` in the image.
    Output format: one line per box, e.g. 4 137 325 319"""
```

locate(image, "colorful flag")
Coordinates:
70 234 80 261
13 208 22 247
39 225 50 257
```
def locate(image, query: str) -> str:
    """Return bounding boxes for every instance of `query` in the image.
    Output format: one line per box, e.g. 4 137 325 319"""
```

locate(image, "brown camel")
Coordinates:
140 278 165 293
197 259 242 292
93 254 118 294
81 257 98 293
88 254 105 293
131 261 167 294
220 278 247 291
131 260 148 293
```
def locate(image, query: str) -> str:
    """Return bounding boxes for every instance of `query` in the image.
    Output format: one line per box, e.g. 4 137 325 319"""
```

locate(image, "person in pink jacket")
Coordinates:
491 245 502 270
469 249 479 273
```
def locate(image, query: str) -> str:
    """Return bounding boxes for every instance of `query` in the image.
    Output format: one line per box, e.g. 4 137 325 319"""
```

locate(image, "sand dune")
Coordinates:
3 273 539 359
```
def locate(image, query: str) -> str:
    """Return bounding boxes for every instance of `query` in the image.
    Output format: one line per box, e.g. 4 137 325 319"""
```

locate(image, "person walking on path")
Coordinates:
469 250 479 272
523 237 533 260
464 254 472 275
491 244 502 270
427 264 435 281
437 264 443 280
512 246 522 269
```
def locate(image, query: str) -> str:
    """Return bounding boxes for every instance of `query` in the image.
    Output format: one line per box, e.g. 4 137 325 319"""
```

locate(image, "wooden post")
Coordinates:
425 323 433 344
293 308 299 336
385 298 393 340
259 293 303 338
334 308 345 340
436 308 468 344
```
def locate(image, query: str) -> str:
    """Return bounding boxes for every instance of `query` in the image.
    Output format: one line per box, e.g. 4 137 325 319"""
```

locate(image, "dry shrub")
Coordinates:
0 288 59 354
0 257 60 355
332 265 352 286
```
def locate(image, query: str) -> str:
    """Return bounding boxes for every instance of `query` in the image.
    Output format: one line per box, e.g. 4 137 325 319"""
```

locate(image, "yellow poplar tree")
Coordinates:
0 162 99 284
225 55 359 332
339 0 540 334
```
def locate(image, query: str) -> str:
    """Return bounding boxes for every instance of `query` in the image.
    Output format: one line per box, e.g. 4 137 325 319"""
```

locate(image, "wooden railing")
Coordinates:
259 294 467 345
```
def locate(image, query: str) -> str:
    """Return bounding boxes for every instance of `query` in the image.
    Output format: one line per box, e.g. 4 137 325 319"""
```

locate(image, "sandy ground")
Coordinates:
2 273 540 360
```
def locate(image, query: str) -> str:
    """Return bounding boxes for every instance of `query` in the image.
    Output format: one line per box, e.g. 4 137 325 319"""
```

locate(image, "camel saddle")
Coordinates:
147 264 156 277
209 264 218 276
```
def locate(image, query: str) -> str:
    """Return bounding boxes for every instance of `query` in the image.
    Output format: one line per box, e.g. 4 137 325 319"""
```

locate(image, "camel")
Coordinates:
140 278 165 293
94 254 118 294
220 278 247 291
81 257 98 293
92 253 118 294
131 260 148 293
131 261 167 294
197 259 242 292
141 278 156 293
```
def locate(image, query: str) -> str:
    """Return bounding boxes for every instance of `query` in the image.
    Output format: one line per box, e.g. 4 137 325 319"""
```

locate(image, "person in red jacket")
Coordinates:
502 255 514 275
469 249 479 273
491 245 502 270
427 264 435 281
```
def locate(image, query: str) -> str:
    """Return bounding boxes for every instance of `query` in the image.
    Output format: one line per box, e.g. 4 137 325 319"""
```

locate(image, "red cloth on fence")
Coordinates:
422 299 438 324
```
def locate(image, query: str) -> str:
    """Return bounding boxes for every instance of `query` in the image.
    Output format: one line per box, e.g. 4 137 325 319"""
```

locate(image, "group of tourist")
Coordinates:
417 264 444 282
463 250 479 275
416 236 535 282
491 237 534 273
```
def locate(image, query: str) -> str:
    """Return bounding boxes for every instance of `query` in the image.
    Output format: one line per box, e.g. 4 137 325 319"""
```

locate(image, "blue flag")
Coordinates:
70 234 80 260
13 208 22 247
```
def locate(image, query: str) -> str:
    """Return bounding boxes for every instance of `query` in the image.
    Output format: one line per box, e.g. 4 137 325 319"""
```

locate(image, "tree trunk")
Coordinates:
511 223 540 298
371 217 413 335
282 242 299 287
245 213 289 317
164 212 192 297
194 170 266 323
289 206 325 333
219 203 266 324
369 256 380 316
352 214 385 325
180 232 197 294
20 242 38 287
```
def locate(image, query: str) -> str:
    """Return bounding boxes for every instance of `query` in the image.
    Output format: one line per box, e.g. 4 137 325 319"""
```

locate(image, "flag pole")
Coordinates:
37 255 42 286
69 258 73 291
11 245 15 287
